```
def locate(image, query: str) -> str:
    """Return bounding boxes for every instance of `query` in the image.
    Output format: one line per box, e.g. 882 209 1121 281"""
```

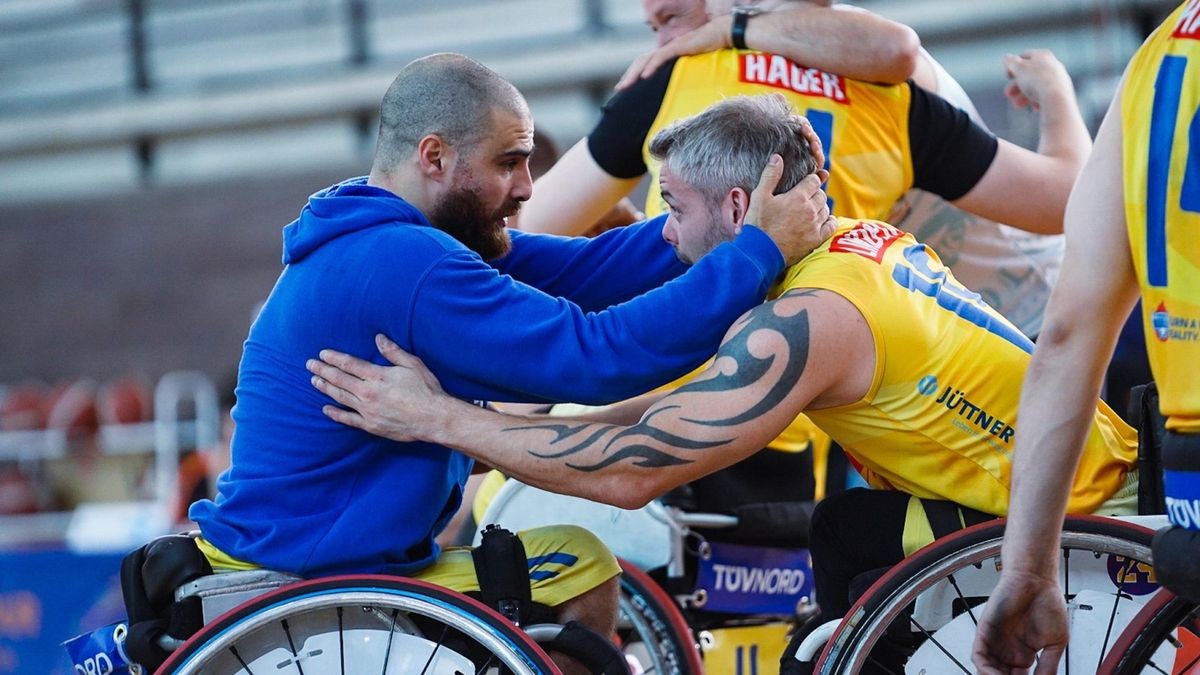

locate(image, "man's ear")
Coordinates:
726 187 752 235
416 134 453 179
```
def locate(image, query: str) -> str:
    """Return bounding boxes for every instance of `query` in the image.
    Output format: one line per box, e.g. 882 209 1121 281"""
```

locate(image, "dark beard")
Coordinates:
428 186 517 261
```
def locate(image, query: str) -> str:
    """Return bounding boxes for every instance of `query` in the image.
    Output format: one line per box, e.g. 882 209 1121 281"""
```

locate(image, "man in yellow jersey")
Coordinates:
517 0 1090 505
973 2 1200 672
303 94 1137 670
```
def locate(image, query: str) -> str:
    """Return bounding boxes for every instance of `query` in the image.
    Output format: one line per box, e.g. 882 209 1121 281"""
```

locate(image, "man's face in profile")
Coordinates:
428 107 534 261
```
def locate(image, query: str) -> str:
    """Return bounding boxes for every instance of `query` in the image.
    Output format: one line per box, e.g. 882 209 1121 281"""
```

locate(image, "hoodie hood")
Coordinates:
282 177 434 264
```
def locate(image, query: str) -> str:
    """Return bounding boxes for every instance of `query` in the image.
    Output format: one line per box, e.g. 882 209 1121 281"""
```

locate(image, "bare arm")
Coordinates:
308 290 871 509
511 139 642 235
972 87 1140 674
617 4 919 91
952 51 1092 234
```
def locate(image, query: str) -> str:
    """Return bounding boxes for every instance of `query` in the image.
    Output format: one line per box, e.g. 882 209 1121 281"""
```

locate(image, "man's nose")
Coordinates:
662 219 678 245
512 165 533 201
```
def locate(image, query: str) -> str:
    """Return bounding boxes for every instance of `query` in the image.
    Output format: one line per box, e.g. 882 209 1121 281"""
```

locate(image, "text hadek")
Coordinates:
711 563 808 595
935 386 1015 443
741 53 849 103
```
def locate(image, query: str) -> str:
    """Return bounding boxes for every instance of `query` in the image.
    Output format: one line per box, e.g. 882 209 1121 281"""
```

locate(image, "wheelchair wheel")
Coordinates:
158 574 561 674
815 515 1156 674
1098 589 1200 675
615 559 704 675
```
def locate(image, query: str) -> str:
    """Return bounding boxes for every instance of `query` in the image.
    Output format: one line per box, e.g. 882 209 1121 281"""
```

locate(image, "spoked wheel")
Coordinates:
1098 589 1200 675
158 574 561 674
814 515 1157 674
615 559 704 675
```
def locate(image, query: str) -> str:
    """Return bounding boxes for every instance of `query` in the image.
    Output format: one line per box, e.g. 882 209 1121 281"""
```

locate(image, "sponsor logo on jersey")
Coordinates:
1150 302 1200 342
934 385 1015 444
1166 496 1200 529
917 375 938 396
740 53 850 103
1173 0 1200 39
829 221 904 262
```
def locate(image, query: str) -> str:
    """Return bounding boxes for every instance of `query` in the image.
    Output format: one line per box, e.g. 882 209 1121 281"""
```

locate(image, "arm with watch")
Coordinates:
617 2 921 90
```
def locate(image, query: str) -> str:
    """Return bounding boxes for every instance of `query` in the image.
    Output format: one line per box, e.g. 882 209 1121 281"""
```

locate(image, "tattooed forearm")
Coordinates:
496 291 816 476
675 297 812 427
504 406 731 472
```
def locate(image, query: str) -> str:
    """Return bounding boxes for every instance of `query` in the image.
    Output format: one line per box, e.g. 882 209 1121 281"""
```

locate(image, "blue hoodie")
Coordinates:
190 177 785 577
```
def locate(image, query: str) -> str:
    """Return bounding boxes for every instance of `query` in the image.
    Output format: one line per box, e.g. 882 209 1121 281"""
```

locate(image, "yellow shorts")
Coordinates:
197 524 619 608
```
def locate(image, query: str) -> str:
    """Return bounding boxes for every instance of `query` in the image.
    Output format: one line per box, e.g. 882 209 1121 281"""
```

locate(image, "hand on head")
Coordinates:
747 154 833 267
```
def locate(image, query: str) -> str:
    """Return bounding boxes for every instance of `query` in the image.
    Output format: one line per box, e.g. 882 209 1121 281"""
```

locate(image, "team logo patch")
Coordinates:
829 221 904 262
1153 302 1171 342
917 375 938 396
740 53 850 103
1173 0 1200 39
1107 555 1158 596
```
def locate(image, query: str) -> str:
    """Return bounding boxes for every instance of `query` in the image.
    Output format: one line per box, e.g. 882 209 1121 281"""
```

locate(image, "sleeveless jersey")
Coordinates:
642 49 913 451
1121 0 1200 433
642 49 912 221
773 218 1137 515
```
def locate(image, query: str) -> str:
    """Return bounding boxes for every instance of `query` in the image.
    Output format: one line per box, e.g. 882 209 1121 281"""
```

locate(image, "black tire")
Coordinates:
1099 589 1200 675
158 574 560 674
616 559 705 675
815 515 1156 674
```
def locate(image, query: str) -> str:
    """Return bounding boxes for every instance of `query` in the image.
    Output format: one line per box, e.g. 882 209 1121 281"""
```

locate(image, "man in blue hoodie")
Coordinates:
187 52 829 654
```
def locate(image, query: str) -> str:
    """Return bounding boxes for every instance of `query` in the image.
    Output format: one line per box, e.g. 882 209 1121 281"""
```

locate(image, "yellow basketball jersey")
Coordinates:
774 218 1137 515
644 50 913 451
1121 0 1200 432
643 49 913 221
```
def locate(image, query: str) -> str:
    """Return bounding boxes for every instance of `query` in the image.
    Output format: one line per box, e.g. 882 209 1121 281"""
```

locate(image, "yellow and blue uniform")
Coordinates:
1122 0 1200 532
777 218 1138 517
196 525 619 609
590 49 998 457
1121 0 1200 434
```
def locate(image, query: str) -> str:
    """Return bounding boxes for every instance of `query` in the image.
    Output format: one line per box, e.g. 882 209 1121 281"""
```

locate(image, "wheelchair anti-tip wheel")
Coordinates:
157 574 561 674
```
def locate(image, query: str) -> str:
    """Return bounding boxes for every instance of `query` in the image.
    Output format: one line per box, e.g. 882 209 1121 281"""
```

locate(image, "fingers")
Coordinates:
639 48 673 82
375 333 419 368
796 116 826 169
309 367 361 409
307 357 365 398
616 51 653 91
1032 645 1064 675
751 154 784 198
314 347 379 380
321 404 368 430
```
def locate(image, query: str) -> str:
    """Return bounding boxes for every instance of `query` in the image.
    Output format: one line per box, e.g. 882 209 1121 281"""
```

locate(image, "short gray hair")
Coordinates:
372 53 526 171
648 94 819 204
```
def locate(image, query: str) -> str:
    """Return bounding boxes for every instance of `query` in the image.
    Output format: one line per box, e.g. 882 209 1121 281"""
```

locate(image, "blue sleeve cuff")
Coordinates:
730 224 786 282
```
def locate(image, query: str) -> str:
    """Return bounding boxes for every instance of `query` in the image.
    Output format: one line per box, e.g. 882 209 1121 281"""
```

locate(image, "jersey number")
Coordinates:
1146 54 1200 287
891 244 1034 354
805 109 835 212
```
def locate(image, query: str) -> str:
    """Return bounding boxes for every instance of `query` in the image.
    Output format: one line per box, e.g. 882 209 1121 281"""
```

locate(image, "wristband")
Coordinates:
730 7 759 50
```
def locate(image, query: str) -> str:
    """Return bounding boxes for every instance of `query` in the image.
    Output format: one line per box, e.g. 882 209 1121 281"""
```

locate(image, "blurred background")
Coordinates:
0 0 1180 672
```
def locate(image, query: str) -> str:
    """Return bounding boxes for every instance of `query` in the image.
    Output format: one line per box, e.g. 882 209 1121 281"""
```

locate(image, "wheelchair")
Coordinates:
478 447 819 675
802 514 1167 674
71 526 639 675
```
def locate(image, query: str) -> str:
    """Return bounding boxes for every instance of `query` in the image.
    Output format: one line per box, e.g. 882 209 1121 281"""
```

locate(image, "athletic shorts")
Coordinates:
196 524 619 608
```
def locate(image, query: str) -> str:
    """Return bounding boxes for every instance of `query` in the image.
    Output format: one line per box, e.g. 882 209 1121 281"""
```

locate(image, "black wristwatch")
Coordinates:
730 6 761 50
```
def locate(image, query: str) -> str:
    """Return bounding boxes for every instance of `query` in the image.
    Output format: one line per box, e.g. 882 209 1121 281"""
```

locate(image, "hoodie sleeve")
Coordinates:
492 215 687 312
404 225 785 405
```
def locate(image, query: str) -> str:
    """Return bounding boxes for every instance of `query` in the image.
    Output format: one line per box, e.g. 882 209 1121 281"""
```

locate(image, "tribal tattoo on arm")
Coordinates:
505 289 820 475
